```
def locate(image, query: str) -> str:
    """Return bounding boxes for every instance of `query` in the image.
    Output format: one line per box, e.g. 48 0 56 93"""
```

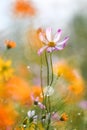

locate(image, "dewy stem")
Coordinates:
50 53 54 86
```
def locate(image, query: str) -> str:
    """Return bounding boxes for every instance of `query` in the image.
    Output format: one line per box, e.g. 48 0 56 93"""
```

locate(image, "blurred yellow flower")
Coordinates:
0 58 14 81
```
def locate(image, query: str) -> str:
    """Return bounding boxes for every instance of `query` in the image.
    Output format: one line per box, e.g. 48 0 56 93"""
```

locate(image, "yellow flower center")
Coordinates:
48 42 55 47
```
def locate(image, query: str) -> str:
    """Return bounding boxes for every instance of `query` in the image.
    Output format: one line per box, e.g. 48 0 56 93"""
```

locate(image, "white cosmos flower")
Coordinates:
27 110 35 118
38 27 69 55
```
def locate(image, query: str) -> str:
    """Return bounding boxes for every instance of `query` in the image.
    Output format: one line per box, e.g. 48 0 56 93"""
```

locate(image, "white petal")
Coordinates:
38 46 48 55
27 111 31 117
31 110 35 116
53 29 62 42
39 33 48 44
46 27 52 42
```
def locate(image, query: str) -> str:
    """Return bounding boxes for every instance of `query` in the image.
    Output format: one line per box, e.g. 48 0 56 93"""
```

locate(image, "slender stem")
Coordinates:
45 51 50 112
40 55 44 100
40 55 48 113
46 112 51 130
50 53 54 86
45 51 49 86
48 96 51 112
45 51 51 130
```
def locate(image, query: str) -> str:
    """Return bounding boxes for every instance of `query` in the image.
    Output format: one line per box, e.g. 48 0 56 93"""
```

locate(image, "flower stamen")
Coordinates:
48 42 55 47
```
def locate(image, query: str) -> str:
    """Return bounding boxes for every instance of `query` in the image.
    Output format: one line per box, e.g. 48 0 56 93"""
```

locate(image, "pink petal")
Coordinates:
46 27 52 42
39 33 48 44
46 47 55 52
38 102 45 109
38 46 48 55
52 112 60 121
55 44 66 50
55 37 69 50
53 29 62 42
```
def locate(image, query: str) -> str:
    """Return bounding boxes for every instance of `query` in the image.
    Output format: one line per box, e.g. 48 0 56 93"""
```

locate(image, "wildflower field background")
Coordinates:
0 0 87 130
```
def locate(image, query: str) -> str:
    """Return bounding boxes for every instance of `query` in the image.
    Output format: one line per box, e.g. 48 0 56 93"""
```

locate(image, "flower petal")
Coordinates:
53 29 62 42
55 37 69 50
38 102 45 109
46 27 52 42
39 33 48 44
46 47 55 53
32 110 35 116
27 111 31 117
38 46 48 55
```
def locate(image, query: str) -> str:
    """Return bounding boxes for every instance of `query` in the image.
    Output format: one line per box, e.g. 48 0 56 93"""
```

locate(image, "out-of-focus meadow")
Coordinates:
0 0 87 129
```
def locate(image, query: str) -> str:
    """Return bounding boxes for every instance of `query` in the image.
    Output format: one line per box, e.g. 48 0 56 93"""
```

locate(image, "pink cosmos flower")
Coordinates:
38 27 69 55
51 112 60 121
31 94 45 109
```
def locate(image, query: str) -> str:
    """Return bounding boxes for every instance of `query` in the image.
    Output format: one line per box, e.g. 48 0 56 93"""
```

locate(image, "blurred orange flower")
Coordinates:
15 127 25 130
0 82 6 98
53 60 84 96
60 113 68 121
53 61 77 82
68 78 84 95
4 40 16 49
31 86 41 96
5 76 31 105
13 0 36 17
0 102 18 128
17 64 30 78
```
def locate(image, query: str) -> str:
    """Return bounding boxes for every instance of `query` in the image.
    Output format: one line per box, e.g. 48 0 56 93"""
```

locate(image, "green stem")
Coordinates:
45 51 50 112
50 53 54 86
46 113 51 130
48 96 51 112
45 51 49 86
45 51 51 130
40 55 48 113
40 55 44 100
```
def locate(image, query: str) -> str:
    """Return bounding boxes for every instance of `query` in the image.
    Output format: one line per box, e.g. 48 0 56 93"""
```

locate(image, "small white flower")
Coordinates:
27 110 35 118
44 86 54 96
